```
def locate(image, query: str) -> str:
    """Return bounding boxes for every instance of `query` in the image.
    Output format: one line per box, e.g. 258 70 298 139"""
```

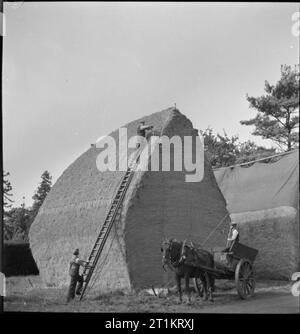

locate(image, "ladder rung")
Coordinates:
80 162 135 300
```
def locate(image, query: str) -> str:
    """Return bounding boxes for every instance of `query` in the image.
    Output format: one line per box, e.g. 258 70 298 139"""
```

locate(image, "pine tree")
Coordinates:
31 170 52 221
241 65 299 151
3 171 14 214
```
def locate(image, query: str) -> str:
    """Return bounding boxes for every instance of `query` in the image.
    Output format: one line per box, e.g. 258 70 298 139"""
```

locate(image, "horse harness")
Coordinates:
164 239 187 269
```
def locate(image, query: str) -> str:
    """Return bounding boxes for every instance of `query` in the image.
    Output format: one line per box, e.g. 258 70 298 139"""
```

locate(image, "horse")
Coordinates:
161 238 215 303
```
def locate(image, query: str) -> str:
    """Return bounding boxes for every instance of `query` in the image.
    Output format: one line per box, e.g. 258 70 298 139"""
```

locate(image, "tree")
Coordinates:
241 65 299 151
235 140 276 164
3 171 14 239
31 170 52 221
200 128 239 168
4 205 31 241
200 127 276 168
3 171 14 215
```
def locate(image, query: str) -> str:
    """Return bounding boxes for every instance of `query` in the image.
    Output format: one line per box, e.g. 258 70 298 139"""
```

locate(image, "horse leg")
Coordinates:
184 274 191 304
176 274 182 303
206 273 214 302
202 272 208 301
195 274 203 298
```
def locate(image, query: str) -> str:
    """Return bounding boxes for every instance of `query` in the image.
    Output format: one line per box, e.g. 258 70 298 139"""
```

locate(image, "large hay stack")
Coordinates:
231 207 298 279
29 108 229 292
214 149 299 279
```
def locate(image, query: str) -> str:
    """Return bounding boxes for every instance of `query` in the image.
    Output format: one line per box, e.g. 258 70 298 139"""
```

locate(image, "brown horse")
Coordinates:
161 238 215 303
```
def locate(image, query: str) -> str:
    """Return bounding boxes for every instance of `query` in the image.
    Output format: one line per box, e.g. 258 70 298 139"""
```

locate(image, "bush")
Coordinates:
3 241 39 277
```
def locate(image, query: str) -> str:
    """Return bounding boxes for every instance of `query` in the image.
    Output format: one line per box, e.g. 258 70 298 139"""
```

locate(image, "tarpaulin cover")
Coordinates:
214 150 299 214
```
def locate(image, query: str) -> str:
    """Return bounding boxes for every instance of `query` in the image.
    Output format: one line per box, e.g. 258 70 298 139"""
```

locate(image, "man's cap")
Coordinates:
73 248 79 255
230 222 237 226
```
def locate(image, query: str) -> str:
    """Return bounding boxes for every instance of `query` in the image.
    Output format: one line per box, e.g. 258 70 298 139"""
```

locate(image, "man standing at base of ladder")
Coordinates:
66 248 89 302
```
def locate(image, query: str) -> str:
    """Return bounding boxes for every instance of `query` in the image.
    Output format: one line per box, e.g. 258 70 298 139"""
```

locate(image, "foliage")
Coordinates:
31 170 52 221
200 128 276 168
4 170 52 241
3 171 14 214
4 206 32 241
241 65 299 151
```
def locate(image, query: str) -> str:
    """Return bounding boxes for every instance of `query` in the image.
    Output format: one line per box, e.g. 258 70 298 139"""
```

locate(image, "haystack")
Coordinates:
231 207 299 279
29 108 230 292
214 149 299 279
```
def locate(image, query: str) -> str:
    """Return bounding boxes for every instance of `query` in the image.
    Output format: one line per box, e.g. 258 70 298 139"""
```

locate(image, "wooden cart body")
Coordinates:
193 242 258 299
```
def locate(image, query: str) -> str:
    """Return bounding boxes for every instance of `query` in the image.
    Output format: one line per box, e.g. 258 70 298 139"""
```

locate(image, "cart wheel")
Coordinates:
235 259 255 299
194 277 205 299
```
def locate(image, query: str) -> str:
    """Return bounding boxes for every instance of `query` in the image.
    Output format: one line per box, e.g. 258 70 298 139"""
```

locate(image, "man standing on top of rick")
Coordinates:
137 121 153 142
135 121 153 163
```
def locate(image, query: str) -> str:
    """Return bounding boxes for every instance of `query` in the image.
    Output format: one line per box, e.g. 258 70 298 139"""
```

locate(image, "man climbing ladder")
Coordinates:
79 124 157 300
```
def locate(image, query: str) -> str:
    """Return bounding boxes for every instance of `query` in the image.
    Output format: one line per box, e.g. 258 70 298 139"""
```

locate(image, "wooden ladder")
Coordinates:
79 160 138 300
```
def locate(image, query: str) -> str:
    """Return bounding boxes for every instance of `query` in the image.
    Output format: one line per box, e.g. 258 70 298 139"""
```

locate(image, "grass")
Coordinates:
3 276 293 313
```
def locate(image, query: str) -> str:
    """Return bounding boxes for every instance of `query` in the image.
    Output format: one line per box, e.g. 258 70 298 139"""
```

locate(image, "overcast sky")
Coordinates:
3 2 299 206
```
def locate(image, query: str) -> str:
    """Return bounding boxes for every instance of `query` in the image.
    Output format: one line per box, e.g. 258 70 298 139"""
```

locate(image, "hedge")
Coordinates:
3 241 39 277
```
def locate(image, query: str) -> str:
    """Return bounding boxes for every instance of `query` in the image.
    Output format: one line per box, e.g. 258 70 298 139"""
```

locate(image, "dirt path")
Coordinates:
3 276 299 313
198 291 299 313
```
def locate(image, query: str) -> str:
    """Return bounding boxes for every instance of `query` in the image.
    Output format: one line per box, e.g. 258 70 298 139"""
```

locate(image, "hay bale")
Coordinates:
29 107 229 292
231 206 299 279
3 241 39 277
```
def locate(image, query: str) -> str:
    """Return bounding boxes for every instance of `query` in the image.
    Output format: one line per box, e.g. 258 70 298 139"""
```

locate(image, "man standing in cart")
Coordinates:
224 222 239 252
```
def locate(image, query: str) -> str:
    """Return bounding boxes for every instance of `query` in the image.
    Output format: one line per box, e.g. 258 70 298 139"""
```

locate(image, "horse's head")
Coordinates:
161 238 182 270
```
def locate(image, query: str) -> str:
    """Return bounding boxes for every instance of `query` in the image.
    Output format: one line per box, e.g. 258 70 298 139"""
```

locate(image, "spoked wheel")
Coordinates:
235 259 255 299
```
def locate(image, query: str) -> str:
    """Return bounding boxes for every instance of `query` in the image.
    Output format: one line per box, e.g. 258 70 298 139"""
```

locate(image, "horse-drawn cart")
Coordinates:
194 242 258 299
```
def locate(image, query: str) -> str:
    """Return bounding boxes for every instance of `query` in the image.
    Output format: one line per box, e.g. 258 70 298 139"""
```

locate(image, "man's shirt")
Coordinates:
137 125 151 137
69 257 86 276
228 228 239 241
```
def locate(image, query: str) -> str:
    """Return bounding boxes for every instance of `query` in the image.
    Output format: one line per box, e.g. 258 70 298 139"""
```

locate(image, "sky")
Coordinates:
3 2 299 207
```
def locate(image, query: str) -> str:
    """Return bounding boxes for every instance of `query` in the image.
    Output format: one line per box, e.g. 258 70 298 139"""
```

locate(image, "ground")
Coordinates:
4 276 299 313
